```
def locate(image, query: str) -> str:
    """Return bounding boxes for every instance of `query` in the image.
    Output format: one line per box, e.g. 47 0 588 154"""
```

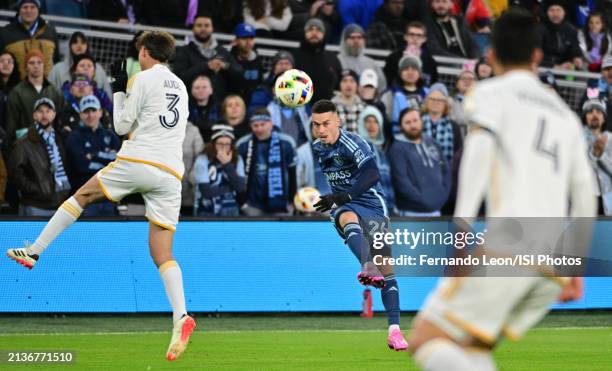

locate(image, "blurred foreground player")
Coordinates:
311 100 408 351
408 9 596 370
6 31 196 361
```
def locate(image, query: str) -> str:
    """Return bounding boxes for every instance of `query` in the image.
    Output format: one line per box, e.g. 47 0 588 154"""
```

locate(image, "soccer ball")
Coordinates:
274 69 314 108
293 187 321 213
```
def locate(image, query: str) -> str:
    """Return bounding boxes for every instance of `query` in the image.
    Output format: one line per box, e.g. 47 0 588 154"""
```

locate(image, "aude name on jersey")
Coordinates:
163 80 181 90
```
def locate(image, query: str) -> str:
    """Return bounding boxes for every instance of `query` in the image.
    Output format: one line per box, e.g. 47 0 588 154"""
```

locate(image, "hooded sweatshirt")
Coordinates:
338 24 387 93
387 133 451 212
293 33 342 103
357 105 395 211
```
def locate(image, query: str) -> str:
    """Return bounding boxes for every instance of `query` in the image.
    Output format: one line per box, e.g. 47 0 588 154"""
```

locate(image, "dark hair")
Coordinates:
312 99 337 114
492 8 541 66
69 31 88 56
398 107 420 124
128 30 145 60
136 31 176 63
246 0 287 19
584 12 609 58
0 51 21 91
203 136 239 166
406 21 426 33
70 53 96 73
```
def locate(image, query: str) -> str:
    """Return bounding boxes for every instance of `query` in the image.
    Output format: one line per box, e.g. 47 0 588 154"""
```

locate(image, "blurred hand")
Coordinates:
310 0 325 16
208 58 226 73
217 149 232 165
593 135 608 158
117 18 129 24
557 277 584 303
321 4 334 16
573 57 584 70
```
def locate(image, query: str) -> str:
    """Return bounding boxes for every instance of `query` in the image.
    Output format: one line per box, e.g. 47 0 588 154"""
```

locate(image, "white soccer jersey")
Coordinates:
458 70 596 217
113 63 188 180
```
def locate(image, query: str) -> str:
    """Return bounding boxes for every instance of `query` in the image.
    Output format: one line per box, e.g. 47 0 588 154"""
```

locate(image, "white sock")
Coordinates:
414 338 475 371
26 197 83 256
388 324 400 335
159 260 187 324
466 349 496 371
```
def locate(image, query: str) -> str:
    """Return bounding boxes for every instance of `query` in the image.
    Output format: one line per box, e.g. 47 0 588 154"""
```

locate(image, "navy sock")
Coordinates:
343 222 370 264
381 276 400 326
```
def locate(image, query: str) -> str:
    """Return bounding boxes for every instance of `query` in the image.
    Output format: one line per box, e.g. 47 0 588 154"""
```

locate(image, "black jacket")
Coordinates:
539 19 582 67
424 15 480 59
9 126 70 209
142 0 189 29
292 38 342 103
173 41 243 102
384 47 439 87
88 0 143 23
230 46 263 105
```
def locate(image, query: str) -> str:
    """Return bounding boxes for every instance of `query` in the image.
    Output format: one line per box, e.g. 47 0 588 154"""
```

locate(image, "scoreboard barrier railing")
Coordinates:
0 219 610 313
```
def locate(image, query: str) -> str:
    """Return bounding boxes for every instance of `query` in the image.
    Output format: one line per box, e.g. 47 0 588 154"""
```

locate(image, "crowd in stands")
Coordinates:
0 0 611 217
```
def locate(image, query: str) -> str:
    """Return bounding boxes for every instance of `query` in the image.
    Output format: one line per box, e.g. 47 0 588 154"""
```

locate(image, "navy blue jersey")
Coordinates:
312 130 387 213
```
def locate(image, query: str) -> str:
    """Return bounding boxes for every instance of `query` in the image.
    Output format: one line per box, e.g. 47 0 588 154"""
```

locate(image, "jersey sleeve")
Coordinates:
463 84 503 135
113 74 144 136
345 133 375 168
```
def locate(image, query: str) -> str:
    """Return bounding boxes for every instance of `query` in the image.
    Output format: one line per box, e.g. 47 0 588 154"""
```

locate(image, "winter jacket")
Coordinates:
88 0 143 23
338 25 387 93
383 47 439 87
65 122 120 189
539 19 582 67
293 37 342 103
424 15 480 59
0 15 59 78
173 38 243 102
9 126 70 209
5 79 64 147
182 121 204 208
387 134 451 212
230 46 263 104
338 0 384 29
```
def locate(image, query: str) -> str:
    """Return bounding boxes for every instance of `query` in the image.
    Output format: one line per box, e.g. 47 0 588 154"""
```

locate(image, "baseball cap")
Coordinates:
33 97 55 111
359 69 378 88
79 95 101 112
235 23 256 38
602 55 612 70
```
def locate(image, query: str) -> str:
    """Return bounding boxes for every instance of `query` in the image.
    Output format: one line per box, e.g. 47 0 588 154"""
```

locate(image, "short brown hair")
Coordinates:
136 31 176 63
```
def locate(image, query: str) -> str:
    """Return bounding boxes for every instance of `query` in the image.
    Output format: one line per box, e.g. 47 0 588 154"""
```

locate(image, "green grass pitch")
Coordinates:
0 313 610 370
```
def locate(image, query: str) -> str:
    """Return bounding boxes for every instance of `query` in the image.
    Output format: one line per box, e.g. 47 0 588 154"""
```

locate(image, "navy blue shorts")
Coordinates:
331 199 389 241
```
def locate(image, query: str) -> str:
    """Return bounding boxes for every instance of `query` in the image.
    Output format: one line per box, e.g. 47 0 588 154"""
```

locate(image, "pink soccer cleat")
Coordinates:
387 328 409 351
357 272 386 289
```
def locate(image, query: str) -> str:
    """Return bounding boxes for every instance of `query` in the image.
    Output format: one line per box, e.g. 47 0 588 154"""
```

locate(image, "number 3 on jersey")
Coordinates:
159 93 180 129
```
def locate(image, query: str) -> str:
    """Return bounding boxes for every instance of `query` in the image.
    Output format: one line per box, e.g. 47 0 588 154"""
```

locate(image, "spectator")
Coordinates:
421 83 462 164
337 0 383 30
387 107 450 216
366 0 408 51
0 0 59 79
583 99 612 215
59 74 98 134
338 24 387 93
237 108 297 216
358 68 387 121
0 52 20 132
66 54 113 113
331 69 366 132
65 95 119 216
293 18 342 103
88 0 143 24
201 0 244 34
383 21 439 87
182 115 205 216
244 0 293 37
230 23 263 105
6 49 63 147
584 56 612 130
425 0 480 59
475 57 493 80
267 80 311 147
48 31 112 97
249 50 294 112
578 12 612 72
173 14 243 102
193 124 246 216
9 98 70 216
189 75 219 141
357 105 395 212
125 31 144 79
381 55 429 134
539 0 583 69
221 94 250 141
450 69 477 135
300 0 341 42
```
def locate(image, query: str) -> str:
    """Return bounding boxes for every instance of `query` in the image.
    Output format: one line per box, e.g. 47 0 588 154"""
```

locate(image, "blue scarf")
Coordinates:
35 123 70 192
266 131 286 211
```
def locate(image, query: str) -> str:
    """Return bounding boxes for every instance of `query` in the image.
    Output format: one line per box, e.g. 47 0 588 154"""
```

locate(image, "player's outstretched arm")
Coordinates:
454 126 495 218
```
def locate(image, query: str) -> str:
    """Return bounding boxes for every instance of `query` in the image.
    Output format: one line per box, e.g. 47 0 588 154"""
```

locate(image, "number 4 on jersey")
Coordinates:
159 93 180 129
534 118 559 172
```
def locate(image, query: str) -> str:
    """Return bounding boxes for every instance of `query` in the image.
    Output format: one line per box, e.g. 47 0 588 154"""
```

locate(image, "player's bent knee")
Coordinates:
74 176 107 205
337 210 359 227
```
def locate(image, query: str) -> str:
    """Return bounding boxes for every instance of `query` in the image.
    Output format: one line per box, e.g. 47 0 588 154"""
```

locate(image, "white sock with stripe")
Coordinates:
413 338 475 371
26 197 83 256
159 260 187 324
